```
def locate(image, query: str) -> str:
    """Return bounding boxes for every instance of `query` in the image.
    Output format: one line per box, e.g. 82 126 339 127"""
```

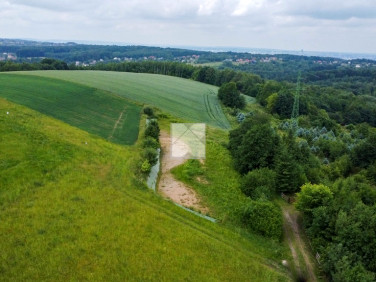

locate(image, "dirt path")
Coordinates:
282 205 317 282
158 131 208 214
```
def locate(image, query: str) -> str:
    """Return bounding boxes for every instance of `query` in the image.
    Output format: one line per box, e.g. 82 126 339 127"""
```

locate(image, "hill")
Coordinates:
15 70 231 129
0 98 290 281
0 73 141 145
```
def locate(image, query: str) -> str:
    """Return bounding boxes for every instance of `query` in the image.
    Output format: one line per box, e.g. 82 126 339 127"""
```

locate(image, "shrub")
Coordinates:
241 168 276 200
144 120 160 140
142 148 158 166
242 201 283 239
141 160 152 173
143 107 154 117
142 136 159 149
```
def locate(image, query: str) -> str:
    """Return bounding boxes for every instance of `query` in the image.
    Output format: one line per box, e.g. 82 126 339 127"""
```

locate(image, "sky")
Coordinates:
0 0 375 53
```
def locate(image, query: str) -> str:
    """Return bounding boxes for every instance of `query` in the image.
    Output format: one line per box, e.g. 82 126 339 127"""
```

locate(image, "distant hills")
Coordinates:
1 38 375 63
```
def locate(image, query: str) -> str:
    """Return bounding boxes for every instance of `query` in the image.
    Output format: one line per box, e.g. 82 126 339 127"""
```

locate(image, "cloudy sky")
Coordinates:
1 0 375 53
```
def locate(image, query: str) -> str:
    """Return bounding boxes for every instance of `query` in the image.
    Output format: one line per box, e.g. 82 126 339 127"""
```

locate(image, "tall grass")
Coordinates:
0 99 290 281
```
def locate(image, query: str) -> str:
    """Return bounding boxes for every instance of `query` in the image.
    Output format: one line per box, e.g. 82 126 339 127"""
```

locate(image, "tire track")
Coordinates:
108 105 127 140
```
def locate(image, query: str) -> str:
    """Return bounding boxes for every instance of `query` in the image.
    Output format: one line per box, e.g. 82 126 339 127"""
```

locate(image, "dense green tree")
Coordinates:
257 80 282 106
230 123 280 174
273 91 294 119
217 82 245 109
295 183 333 218
351 132 376 168
275 147 306 193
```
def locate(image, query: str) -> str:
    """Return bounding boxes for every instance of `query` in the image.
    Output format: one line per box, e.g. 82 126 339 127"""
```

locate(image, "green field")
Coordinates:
0 98 290 281
0 74 141 145
16 70 231 129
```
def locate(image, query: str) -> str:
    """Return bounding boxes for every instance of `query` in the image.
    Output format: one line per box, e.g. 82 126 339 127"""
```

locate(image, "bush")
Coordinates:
241 168 276 200
141 160 152 173
242 201 283 239
142 136 159 149
142 148 158 166
144 120 160 140
143 107 154 117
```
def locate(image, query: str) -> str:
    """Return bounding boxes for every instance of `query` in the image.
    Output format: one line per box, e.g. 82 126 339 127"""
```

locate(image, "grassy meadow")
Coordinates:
0 74 141 145
0 98 290 281
15 70 231 129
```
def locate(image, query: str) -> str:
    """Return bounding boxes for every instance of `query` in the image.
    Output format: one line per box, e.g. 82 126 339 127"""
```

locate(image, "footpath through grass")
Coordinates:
0 99 290 281
0 74 141 145
16 70 231 129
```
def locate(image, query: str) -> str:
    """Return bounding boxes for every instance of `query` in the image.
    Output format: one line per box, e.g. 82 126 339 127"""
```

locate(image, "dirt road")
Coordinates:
282 205 318 282
157 131 208 214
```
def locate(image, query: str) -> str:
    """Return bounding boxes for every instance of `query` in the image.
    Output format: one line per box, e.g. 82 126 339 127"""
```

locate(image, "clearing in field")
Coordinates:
0 74 141 145
16 70 231 129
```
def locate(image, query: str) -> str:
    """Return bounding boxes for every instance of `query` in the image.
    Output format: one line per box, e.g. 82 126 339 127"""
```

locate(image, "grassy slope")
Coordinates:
0 74 141 145
0 98 290 281
15 70 231 129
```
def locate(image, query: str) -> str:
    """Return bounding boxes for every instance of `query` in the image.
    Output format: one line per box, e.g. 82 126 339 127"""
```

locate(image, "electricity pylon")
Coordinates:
291 71 301 129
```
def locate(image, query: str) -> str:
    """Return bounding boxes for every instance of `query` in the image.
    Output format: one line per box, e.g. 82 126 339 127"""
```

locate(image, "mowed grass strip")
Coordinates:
0 99 290 281
16 70 231 129
0 74 141 145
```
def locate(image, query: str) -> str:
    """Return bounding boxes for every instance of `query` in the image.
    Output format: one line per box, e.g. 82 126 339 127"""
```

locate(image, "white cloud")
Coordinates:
232 0 265 16
0 0 375 53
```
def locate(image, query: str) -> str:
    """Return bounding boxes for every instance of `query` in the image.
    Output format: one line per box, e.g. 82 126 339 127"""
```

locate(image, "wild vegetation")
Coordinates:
0 98 290 281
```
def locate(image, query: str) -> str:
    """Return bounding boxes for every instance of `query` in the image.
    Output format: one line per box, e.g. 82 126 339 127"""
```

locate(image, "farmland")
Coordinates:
16 70 231 129
0 74 141 145
0 98 290 281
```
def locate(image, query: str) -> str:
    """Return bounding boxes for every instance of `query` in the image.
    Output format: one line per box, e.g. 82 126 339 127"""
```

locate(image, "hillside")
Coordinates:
0 74 141 145
0 98 290 281
16 70 231 129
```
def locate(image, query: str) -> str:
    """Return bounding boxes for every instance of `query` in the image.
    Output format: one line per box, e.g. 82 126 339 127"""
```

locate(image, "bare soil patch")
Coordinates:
158 131 209 214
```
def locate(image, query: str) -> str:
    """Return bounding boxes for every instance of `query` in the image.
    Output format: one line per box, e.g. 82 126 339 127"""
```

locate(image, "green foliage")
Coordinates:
229 117 280 174
275 148 306 193
302 175 376 280
241 168 276 200
295 183 333 218
242 201 283 239
144 120 160 140
0 74 141 145
273 91 294 119
16 70 231 129
218 82 245 109
351 132 376 168
142 136 159 149
257 80 282 106
141 148 158 166
141 159 152 173
40 58 69 70
143 106 154 117
178 160 204 181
